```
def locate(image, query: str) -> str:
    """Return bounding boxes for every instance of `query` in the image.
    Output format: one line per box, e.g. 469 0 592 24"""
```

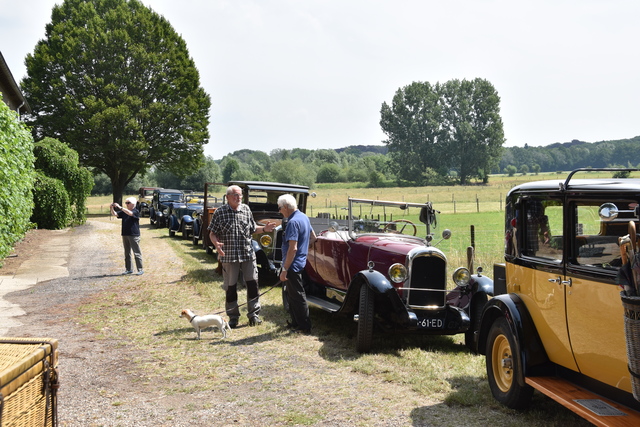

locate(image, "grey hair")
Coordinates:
226 185 242 195
277 194 297 211
125 196 137 206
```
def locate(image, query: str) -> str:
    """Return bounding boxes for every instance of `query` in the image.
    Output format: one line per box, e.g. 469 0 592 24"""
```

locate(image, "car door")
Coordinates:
516 196 579 371
311 231 351 290
564 198 633 392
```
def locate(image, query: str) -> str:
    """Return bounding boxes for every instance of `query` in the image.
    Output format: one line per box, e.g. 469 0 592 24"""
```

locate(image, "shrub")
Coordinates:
33 138 93 225
0 98 35 260
31 172 71 230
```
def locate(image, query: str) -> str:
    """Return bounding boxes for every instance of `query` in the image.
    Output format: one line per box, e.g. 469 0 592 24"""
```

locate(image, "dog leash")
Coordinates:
211 280 283 316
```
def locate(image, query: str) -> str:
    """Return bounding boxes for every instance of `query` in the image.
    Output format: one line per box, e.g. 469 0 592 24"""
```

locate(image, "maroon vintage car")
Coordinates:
288 197 493 353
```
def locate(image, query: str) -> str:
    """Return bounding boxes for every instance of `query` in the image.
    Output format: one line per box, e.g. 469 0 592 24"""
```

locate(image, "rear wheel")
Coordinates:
356 285 375 353
486 317 533 409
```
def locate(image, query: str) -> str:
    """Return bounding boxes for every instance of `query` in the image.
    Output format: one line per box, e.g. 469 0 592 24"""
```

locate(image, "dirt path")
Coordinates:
3 219 195 426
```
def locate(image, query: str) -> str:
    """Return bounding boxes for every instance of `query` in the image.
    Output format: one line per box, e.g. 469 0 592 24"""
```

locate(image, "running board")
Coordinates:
307 295 340 313
526 376 640 426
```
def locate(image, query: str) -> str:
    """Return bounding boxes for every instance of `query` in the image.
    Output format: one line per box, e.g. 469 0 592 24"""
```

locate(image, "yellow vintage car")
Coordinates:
478 168 640 425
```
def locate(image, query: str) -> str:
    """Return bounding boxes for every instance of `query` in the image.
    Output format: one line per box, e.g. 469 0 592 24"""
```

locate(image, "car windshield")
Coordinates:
160 193 182 202
346 198 436 239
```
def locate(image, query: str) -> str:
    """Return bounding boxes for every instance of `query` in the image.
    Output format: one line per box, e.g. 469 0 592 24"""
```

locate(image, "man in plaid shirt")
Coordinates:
208 185 275 328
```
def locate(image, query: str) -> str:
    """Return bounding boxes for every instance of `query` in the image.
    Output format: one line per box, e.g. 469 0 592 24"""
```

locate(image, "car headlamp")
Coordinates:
388 263 407 283
452 267 471 287
259 234 273 248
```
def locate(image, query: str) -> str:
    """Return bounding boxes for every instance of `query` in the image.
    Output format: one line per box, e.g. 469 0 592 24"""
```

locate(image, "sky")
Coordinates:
1 0 639 161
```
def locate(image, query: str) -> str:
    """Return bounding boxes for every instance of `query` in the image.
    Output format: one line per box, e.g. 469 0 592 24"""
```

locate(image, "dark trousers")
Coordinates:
285 270 311 330
225 280 261 320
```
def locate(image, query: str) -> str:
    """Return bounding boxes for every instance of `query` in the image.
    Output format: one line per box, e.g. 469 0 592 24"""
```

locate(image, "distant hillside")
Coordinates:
334 145 388 156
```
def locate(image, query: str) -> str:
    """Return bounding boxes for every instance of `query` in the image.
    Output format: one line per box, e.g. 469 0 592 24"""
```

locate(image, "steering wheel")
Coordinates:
383 219 417 236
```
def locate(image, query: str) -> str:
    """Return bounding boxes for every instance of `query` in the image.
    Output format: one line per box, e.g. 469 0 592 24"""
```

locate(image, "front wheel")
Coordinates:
356 285 375 353
486 317 533 409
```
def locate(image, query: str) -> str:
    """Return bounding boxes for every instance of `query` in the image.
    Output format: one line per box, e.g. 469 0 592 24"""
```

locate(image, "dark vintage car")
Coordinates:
168 194 204 238
195 181 312 277
477 168 640 424
149 188 184 228
295 197 493 353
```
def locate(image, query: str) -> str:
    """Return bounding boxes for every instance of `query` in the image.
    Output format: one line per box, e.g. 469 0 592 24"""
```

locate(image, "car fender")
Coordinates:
473 273 494 296
338 269 412 324
169 215 180 231
181 215 194 225
477 294 549 379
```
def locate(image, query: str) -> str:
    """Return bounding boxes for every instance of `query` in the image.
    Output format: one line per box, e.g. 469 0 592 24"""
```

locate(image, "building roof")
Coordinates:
0 51 31 115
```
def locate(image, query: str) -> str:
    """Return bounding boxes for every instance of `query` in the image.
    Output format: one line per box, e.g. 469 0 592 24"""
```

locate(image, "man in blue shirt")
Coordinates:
278 194 316 334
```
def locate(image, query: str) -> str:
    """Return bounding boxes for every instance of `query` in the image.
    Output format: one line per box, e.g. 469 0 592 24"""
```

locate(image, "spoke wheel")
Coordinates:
486 317 533 409
356 285 375 353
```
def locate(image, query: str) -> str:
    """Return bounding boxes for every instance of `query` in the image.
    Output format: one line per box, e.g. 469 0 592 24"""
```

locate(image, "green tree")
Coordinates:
0 98 35 261
270 159 315 187
441 79 505 184
316 163 343 183
380 81 444 184
21 0 210 204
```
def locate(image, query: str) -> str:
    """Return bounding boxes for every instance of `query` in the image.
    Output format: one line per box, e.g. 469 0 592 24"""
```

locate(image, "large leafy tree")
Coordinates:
379 81 445 184
22 0 210 202
380 79 505 185
441 78 505 184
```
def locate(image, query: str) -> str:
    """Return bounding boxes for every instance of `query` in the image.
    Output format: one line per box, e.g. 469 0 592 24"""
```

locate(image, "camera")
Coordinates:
112 203 122 212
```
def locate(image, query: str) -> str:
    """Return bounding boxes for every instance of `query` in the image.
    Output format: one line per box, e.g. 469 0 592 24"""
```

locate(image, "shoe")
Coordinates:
286 320 298 329
123 270 133 275
228 318 239 329
136 270 144 275
249 316 263 327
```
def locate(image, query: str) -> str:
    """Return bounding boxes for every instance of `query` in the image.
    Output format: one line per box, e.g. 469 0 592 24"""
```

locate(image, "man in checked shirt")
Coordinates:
208 185 276 328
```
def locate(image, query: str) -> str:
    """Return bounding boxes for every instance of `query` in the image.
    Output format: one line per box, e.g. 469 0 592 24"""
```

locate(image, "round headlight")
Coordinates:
259 234 273 248
388 263 408 283
452 267 471 287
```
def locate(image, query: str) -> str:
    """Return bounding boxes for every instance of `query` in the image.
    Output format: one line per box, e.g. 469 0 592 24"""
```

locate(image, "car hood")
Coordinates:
356 234 427 257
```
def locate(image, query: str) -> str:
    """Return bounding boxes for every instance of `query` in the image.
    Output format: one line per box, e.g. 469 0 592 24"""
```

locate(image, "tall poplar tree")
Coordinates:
22 0 211 202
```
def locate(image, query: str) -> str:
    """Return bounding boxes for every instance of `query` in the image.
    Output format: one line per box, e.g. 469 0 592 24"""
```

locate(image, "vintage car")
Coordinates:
477 168 640 424
192 184 224 249
167 195 204 238
293 197 493 353
149 188 184 228
137 187 161 217
195 181 312 277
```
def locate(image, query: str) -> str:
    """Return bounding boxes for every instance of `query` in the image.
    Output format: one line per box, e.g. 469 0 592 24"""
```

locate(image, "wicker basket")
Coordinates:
0 338 59 427
621 293 640 401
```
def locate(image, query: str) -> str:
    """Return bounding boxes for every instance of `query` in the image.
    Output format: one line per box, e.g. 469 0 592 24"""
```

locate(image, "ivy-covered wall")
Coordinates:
0 97 35 261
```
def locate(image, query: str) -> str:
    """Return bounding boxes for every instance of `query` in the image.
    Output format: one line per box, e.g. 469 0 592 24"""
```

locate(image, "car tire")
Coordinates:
486 317 533 409
356 284 375 353
464 296 485 352
169 229 175 237
193 235 199 246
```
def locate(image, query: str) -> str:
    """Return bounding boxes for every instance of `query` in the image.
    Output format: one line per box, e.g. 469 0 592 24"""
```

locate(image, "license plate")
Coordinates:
418 317 445 329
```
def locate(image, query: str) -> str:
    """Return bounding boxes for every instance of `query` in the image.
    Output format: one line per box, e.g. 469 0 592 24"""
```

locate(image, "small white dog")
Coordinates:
180 309 230 339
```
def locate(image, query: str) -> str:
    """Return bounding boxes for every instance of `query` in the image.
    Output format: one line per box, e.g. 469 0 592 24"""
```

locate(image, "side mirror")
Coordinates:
328 221 340 232
442 229 452 240
598 203 619 221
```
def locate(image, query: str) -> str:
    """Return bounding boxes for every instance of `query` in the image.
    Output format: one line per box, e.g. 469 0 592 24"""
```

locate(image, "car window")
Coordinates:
523 198 563 262
573 200 635 270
